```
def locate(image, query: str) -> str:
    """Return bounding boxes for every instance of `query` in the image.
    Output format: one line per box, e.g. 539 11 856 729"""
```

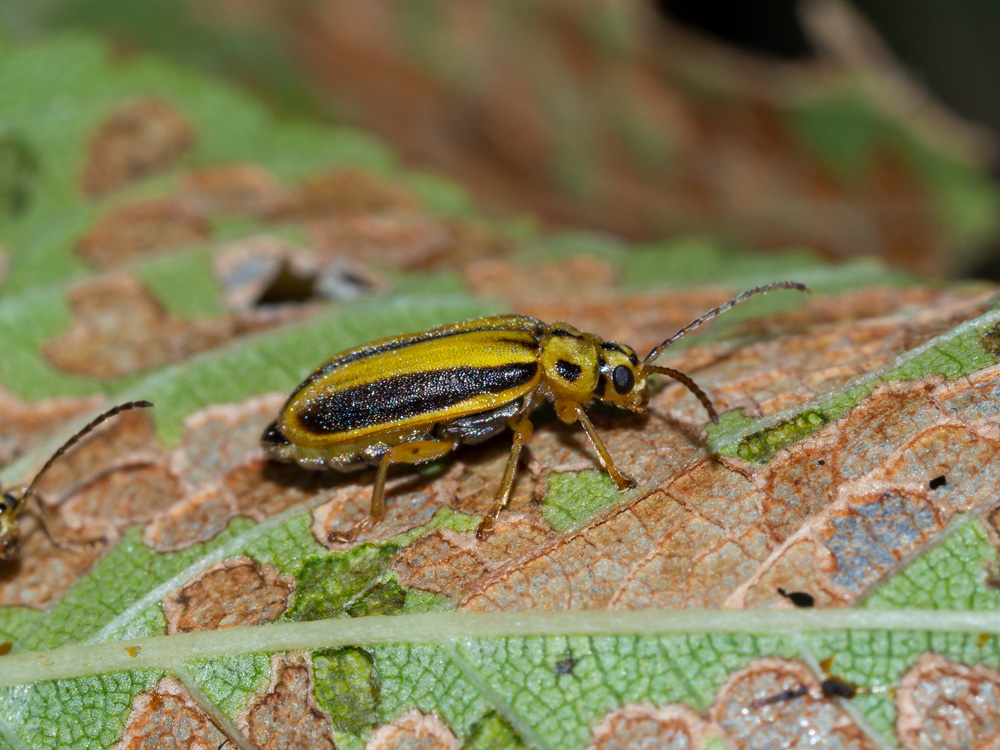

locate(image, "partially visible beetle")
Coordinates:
0 400 154 560
262 281 807 541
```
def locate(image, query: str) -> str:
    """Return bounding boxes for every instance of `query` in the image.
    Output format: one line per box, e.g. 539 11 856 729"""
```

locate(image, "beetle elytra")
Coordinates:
262 281 807 541
0 400 154 561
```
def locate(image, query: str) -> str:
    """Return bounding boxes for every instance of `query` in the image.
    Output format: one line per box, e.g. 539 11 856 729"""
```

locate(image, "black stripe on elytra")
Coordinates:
554 359 582 382
291 318 544 400
296 362 539 435
594 354 607 398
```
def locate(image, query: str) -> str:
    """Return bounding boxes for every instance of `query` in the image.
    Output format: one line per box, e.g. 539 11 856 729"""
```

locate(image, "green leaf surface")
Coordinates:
2 32 1000 750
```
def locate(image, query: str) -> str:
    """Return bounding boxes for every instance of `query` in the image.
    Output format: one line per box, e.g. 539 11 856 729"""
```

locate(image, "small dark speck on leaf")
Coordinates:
0 641 12 656
820 677 857 699
554 656 576 675
777 587 815 608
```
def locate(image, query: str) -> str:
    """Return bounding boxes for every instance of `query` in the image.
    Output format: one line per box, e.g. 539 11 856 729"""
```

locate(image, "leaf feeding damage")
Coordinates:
0 400 154 561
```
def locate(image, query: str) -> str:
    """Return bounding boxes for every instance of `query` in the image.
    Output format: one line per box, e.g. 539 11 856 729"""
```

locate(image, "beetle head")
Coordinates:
0 491 22 561
594 341 650 415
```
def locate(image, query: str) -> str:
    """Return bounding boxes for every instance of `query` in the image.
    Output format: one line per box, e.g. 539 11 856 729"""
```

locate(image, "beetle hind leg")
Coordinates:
327 440 455 543
476 417 533 541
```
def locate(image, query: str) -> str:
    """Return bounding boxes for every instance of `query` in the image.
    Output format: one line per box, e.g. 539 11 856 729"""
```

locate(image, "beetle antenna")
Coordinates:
643 281 809 365
18 400 155 506
645 365 719 424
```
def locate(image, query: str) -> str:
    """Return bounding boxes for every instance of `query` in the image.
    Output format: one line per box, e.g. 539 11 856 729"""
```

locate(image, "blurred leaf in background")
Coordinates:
2 8 1000 750
2 0 999 276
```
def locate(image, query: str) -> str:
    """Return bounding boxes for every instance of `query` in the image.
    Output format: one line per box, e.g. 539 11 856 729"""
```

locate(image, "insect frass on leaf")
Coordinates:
0 400 154 561
262 281 808 541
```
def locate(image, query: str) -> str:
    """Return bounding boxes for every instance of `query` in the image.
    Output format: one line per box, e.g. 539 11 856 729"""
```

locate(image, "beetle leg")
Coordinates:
476 417 533 541
555 400 637 491
328 440 455 543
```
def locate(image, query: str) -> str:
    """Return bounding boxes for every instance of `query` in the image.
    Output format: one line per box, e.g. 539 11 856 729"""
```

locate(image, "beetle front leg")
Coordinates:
328 440 455 543
476 417 533 541
555 400 637 491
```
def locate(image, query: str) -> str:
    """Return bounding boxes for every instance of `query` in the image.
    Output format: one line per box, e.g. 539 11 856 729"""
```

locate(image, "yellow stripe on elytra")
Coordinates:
280 324 544 447
310 330 538 392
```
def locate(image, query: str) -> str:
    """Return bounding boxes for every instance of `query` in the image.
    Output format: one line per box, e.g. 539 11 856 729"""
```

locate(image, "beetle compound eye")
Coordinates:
612 365 635 395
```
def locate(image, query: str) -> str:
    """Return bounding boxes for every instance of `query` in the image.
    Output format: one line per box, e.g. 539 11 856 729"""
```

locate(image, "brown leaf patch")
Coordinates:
266 168 416 221
465 256 619 306
760 436 841 543
145 483 240 552
227 459 342 520
711 658 878 749
0 390 102 467
44 274 253 378
308 214 454 271
896 654 1000 750
586 704 715 750
75 199 210 268
313 478 446 549
818 488 944 596
878 424 1000 510
164 557 295 633
835 382 943 481
393 517 551 599
111 676 227 750
57 461 183 546
240 653 335 750
175 397 285 487
365 710 459 750
0 516 102 608
180 163 281 216
81 99 196 197
26 402 160 498
0 404 161 606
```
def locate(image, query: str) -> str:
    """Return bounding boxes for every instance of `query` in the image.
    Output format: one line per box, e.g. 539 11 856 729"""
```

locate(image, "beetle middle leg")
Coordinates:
555 400 637 491
327 440 455 543
476 417 533 541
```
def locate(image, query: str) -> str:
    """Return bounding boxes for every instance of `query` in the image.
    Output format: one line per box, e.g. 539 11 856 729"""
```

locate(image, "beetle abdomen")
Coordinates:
267 316 545 463
297 364 537 436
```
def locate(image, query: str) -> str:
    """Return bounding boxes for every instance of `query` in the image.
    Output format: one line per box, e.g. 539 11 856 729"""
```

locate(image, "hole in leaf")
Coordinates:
777 587 815 608
929 475 947 490
254 261 319 306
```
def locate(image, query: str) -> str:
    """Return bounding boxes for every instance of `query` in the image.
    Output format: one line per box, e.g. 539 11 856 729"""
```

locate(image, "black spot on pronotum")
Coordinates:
594 373 607 399
612 365 634 395
777 587 815 608
929 475 947 490
554 359 582 382
551 328 578 339
817 459 825 466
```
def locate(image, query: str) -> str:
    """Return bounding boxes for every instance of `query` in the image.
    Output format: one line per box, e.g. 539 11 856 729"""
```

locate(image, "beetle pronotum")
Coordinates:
262 281 807 541
0 400 154 560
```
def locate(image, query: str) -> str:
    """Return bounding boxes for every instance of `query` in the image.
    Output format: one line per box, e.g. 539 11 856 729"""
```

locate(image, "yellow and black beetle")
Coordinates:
0 400 154 560
263 281 807 541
